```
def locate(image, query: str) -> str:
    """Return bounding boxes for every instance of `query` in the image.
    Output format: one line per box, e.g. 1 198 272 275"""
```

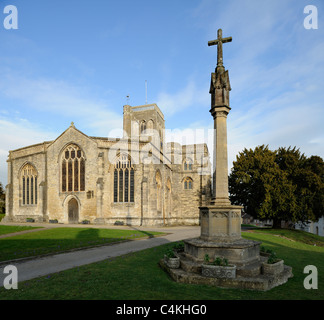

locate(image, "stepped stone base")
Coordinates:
160 258 293 291
160 237 293 291
183 237 261 267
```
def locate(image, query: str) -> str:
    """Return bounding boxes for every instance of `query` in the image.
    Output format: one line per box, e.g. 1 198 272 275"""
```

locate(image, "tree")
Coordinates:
229 145 296 228
0 182 5 214
276 148 324 223
307 156 324 220
230 145 324 227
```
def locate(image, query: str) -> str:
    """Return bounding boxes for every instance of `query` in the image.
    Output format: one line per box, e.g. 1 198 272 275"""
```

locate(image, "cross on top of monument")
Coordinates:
208 29 232 67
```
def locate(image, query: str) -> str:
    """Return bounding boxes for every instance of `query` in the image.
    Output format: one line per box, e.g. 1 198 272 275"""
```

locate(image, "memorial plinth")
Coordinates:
200 205 242 242
184 202 262 272
160 29 293 290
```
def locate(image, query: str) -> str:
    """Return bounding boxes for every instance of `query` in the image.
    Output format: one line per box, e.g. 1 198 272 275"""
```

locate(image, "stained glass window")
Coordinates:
61 144 85 192
21 164 37 205
114 154 134 203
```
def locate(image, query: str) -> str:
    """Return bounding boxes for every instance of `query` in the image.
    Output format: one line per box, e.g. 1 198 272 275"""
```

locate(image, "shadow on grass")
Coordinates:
0 227 324 299
248 228 324 247
0 227 162 263
128 226 156 238
1 236 323 300
243 232 324 292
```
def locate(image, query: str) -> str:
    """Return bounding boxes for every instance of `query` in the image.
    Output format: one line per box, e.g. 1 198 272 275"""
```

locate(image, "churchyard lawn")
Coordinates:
0 227 164 262
0 225 41 236
0 228 323 300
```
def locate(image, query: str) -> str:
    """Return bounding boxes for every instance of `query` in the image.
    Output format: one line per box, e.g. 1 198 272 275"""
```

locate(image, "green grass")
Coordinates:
246 227 324 247
241 224 258 228
0 225 41 236
0 228 323 300
0 227 164 262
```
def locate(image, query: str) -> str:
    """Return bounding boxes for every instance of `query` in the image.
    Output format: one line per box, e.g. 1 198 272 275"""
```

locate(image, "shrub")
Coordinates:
204 255 229 266
267 251 279 264
172 241 184 252
165 248 176 259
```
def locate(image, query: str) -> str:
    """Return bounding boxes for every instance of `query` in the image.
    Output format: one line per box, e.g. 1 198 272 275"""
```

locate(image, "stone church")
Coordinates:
4 103 211 226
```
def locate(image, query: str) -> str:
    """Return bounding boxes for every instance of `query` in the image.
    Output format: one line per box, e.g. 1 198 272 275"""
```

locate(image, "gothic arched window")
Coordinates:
184 159 193 171
61 144 85 192
140 121 146 134
114 154 134 203
21 164 37 205
147 119 154 130
184 177 193 190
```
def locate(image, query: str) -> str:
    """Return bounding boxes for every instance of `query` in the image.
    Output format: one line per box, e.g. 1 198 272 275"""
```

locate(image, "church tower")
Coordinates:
123 103 165 150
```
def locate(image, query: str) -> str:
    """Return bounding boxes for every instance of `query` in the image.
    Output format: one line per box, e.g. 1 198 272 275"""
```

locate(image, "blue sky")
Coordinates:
0 0 324 184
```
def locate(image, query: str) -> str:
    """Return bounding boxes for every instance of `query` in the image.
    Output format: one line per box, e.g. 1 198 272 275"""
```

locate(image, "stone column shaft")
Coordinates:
211 107 230 205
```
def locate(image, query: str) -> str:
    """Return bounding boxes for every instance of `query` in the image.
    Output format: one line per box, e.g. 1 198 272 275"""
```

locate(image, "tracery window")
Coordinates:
184 177 193 190
61 144 85 192
184 159 193 171
114 154 134 203
21 164 37 205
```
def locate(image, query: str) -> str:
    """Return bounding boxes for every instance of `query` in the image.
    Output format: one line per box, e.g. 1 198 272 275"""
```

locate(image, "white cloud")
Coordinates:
1 0 323 187
0 118 57 184
0 72 123 183
156 80 209 117
0 72 123 136
189 0 324 166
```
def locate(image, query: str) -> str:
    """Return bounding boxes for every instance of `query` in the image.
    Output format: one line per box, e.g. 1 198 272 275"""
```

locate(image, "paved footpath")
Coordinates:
0 223 199 287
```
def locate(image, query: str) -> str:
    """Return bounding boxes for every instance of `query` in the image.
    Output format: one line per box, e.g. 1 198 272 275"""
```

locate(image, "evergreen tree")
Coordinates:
0 182 5 214
229 145 296 227
229 145 324 227
276 148 324 223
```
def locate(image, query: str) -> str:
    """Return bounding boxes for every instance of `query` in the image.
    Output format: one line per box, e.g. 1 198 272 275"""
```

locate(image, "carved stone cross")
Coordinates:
208 29 232 67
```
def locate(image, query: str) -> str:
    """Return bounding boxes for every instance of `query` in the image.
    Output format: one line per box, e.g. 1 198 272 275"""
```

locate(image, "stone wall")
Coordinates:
5 104 212 226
